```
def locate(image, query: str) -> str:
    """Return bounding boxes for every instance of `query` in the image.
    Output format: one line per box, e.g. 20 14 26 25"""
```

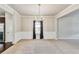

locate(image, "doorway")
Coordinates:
0 17 5 43
0 17 5 53
33 21 43 39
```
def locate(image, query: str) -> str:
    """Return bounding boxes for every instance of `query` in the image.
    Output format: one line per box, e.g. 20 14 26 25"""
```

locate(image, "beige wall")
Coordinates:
21 16 55 32
43 16 55 32
21 16 34 32
58 9 79 39
13 14 21 32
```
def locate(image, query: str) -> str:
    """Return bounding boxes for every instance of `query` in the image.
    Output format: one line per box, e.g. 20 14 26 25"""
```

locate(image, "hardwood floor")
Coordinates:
0 42 13 53
0 44 4 53
2 39 79 54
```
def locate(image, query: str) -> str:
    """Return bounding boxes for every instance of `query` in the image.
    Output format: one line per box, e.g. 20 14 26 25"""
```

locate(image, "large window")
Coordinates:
35 21 41 34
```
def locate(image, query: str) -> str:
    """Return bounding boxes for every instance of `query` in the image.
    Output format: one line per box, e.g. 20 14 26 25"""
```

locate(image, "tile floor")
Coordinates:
2 39 79 54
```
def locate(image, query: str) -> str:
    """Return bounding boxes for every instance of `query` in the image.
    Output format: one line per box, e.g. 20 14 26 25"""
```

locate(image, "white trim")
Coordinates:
56 4 79 18
0 4 20 15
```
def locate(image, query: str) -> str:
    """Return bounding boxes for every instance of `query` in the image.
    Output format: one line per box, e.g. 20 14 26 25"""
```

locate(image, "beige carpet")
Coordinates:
2 39 79 54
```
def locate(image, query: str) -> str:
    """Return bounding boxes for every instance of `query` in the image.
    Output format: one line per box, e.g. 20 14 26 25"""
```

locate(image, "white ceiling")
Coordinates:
9 4 70 16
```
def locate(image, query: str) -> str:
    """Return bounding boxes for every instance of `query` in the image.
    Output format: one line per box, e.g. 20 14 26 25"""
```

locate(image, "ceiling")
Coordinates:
9 4 70 16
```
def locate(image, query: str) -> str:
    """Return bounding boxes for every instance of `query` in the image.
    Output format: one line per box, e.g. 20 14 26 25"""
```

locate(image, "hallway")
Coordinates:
2 39 79 54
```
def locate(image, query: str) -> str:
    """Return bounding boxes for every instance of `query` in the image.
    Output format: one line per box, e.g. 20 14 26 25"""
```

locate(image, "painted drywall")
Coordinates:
56 4 79 18
13 14 21 32
5 12 14 42
21 16 55 32
12 13 21 44
43 16 56 39
57 9 79 39
20 16 56 39
0 4 22 44
21 16 34 32
43 16 55 32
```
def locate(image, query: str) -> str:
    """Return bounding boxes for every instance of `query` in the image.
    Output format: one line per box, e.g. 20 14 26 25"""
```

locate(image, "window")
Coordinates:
35 21 40 34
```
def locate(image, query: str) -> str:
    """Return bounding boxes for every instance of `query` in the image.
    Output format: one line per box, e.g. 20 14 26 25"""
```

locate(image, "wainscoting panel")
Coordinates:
44 32 56 39
14 32 56 43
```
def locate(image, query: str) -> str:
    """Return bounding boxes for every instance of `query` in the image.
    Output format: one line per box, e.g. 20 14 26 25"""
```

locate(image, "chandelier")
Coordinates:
35 4 44 21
